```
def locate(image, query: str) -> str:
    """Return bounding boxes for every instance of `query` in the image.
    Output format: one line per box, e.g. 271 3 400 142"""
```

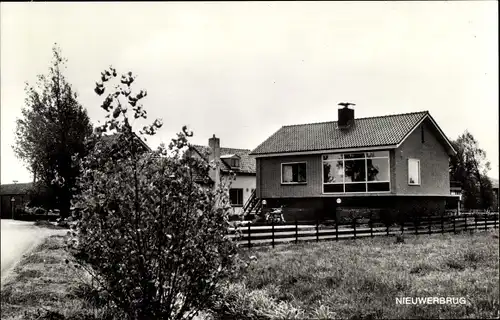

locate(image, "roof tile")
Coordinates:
250 111 429 155
0 183 33 195
191 145 256 174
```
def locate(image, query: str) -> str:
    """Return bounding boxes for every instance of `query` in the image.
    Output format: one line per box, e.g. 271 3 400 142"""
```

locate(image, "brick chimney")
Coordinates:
338 102 355 129
208 134 220 187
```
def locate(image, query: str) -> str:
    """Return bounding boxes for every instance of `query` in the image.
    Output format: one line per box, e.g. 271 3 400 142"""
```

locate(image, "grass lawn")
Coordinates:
0 235 116 320
217 230 499 319
1 231 498 319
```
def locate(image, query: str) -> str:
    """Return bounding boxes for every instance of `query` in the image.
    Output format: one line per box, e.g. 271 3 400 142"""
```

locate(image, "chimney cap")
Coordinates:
338 102 356 108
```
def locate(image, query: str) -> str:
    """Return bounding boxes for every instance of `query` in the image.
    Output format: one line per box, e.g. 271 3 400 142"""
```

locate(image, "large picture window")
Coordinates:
282 162 307 184
323 151 390 193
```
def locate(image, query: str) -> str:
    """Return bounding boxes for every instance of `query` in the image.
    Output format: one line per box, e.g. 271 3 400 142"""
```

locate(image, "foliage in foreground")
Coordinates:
67 67 237 320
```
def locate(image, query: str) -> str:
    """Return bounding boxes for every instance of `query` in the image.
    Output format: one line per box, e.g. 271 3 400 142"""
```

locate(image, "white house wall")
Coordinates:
222 174 256 215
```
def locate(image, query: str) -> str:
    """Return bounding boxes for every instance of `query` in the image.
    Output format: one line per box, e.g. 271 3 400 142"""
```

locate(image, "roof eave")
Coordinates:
395 113 457 157
250 144 399 158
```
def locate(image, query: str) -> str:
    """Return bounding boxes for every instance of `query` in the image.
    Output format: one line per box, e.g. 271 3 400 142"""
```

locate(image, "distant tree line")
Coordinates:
449 131 497 210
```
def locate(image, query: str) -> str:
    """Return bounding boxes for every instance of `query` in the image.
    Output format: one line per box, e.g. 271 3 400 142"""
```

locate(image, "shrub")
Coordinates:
67 67 237 320
212 282 304 319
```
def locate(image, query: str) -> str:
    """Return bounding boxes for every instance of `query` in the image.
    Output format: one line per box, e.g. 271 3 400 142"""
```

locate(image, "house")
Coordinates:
99 131 152 155
0 182 32 219
450 180 463 210
188 135 256 215
249 105 459 221
491 178 499 211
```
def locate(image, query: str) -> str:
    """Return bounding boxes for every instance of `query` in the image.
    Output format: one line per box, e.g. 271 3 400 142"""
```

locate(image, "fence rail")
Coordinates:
228 213 499 248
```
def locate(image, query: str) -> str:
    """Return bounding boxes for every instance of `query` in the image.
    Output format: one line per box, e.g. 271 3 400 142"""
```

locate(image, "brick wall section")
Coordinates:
389 149 397 193
262 196 448 222
393 119 450 195
222 174 256 215
258 154 322 198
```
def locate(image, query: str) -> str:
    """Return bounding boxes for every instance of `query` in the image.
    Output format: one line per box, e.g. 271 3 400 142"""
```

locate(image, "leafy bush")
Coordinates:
67 67 237 320
212 282 304 320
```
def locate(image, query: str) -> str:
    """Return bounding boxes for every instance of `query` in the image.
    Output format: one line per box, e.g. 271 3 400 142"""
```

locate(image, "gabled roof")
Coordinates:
220 154 240 159
0 183 33 195
100 132 151 152
191 145 256 174
250 111 456 157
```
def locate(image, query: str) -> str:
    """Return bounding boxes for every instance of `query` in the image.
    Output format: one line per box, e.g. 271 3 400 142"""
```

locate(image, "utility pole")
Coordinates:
11 180 18 220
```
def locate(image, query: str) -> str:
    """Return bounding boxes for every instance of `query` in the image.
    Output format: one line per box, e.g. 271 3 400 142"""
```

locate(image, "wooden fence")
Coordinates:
228 213 499 248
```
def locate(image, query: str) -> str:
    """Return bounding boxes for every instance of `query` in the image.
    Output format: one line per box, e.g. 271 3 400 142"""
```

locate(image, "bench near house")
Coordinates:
248 104 459 221
188 135 256 215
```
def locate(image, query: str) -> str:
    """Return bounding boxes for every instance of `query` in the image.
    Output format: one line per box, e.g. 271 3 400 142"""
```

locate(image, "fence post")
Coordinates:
464 214 467 232
272 218 275 248
475 214 478 231
400 216 404 235
441 212 444 234
370 218 374 238
295 218 298 244
414 215 418 236
453 215 456 234
353 218 357 240
335 215 339 241
484 213 488 231
494 214 497 229
386 221 390 237
428 216 432 235
248 222 251 249
316 218 319 242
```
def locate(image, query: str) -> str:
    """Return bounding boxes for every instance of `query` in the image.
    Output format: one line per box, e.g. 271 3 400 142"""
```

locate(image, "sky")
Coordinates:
1 1 498 184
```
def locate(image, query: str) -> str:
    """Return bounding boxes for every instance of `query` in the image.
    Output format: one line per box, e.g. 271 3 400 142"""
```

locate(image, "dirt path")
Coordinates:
1 219 66 283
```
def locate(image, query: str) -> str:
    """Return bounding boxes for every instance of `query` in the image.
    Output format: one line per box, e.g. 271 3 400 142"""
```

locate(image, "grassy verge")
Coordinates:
2 231 498 319
0 235 116 320
215 230 499 319
33 220 67 230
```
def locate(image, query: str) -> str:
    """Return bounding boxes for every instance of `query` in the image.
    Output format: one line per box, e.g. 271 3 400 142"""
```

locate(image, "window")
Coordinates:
408 159 420 185
323 151 390 193
229 188 244 206
282 162 307 184
230 158 240 168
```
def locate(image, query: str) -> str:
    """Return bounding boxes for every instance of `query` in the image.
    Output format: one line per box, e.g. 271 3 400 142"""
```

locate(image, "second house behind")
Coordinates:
189 135 256 215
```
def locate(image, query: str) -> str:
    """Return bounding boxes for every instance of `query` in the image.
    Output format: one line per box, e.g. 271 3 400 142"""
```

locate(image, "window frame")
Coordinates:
408 158 421 186
230 158 240 168
281 162 307 185
229 188 244 207
322 151 391 194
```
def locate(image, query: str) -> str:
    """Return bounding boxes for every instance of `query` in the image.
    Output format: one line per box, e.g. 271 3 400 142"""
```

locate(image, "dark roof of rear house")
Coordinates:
0 183 33 195
250 111 453 156
100 132 151 152
191 145 256 174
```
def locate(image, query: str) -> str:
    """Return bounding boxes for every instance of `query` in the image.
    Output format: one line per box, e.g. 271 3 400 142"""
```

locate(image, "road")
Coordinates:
1 219 66 281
